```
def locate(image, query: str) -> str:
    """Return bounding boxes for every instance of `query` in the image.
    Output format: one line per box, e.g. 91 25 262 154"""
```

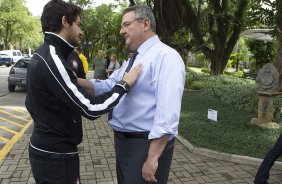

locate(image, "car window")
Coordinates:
0 54 9 58
17 51 21 56
14 59 30 68
13 51 17 56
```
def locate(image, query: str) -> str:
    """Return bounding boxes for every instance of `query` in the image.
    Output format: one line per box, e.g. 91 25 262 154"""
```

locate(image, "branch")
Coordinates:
129 0 136 6
225 0 248 60
184 0 213 58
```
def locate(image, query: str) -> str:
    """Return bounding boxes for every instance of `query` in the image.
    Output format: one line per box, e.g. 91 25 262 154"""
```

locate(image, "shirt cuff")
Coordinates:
148 122 178 140
91 79 106 96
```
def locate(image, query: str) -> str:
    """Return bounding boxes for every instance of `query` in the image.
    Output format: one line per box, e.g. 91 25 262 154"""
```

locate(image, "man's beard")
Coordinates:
67 34 80 47
69 38 80 47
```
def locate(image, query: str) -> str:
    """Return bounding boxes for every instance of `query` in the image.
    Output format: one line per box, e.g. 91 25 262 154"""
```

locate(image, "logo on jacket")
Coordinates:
71 59 78 69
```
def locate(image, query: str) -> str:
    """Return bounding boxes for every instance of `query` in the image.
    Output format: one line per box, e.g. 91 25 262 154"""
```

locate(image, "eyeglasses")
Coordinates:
121 18 145 29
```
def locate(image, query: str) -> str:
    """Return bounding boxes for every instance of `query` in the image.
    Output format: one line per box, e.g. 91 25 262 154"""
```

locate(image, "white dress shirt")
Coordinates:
91 35 186 139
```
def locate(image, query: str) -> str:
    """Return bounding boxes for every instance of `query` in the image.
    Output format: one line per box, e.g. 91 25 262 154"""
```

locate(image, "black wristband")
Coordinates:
116 80 130 92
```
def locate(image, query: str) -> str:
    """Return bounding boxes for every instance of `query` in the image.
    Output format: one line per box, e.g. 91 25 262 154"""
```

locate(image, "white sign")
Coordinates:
208 109 218 121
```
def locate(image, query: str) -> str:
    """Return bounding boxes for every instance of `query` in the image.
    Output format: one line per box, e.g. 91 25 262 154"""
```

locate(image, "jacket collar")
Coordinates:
44 32 74 60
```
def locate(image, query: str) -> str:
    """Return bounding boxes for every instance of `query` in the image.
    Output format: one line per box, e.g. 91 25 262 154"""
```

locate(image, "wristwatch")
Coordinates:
117 80 130 92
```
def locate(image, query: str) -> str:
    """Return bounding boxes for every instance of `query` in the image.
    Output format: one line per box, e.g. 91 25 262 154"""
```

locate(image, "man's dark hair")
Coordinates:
41 0 82 33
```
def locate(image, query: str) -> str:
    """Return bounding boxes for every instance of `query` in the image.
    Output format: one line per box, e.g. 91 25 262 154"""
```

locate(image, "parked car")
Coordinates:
0 50 23 63
8 57 31 92
0 53 13 67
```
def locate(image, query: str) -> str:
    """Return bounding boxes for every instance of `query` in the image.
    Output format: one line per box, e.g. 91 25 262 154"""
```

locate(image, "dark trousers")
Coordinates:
254 134 282 184
114 134 175 184
29 144 80 184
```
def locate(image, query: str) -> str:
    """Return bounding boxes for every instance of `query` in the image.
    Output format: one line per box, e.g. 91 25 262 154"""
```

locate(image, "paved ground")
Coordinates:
0 115 281 184
0 106 32 161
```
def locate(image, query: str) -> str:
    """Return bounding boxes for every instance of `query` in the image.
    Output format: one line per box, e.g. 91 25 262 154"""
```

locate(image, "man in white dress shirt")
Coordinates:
80 5 185 184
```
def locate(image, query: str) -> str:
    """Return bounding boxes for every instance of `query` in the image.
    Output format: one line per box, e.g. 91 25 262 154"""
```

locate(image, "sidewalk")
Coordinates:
0 115 281 184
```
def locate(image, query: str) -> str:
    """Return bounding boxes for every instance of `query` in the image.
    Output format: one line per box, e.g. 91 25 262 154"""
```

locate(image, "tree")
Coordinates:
69 0 93 8
227 38 250 72
246 0 276 28
246 40 276 72
22 17 43 52
146 0 193 63
148 0 188 45
245 0 282 92
129 0 136 6
0 0 41 51
150 0 248 75
81 4 123 62
186 0 248 75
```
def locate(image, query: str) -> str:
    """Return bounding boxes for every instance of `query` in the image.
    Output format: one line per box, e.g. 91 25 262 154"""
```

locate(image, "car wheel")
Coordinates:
6 64 10 67
8 84 15 92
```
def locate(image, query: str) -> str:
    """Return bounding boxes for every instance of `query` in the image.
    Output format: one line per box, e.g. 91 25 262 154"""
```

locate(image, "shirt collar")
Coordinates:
137 35 159 56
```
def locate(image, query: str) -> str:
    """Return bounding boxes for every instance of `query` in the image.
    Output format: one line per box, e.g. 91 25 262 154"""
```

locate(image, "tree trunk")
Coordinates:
152 0 187 44
274 31 282 91
210 56 227 75
274 0 282 91
185 0 247 76
129 0 136 6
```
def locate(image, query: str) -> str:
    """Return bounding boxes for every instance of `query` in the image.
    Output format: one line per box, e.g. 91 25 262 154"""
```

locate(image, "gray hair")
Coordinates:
122 5 156 33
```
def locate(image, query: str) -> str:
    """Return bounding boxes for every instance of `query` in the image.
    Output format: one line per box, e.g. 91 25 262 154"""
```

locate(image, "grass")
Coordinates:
179 90 282 159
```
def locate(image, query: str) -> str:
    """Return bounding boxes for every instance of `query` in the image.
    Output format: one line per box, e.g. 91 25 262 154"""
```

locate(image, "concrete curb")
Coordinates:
176 135 282 170
0 93 7 97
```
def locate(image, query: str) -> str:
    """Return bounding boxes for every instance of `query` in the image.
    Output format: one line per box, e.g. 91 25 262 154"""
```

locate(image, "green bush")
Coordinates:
195 53 207 68
186 68 210 87
249 59 257 73
224 70 244 78
246 40 277 71
186 70 282 123
190 81 206 90
201 68 209 73
273 96 282 123
202 76 257 110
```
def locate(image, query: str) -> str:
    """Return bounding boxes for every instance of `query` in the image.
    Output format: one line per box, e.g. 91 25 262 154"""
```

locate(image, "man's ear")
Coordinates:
143 18 151 32
61 16 69 28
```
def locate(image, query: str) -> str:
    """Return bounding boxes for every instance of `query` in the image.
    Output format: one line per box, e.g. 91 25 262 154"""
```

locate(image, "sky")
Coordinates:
25 0 117 16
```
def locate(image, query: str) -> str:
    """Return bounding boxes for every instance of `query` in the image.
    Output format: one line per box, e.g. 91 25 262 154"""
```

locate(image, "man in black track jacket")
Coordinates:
25 0 141 183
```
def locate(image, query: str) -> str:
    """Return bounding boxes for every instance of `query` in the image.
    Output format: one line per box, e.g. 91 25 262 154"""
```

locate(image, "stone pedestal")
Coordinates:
251 95 280 129
251 63 281 129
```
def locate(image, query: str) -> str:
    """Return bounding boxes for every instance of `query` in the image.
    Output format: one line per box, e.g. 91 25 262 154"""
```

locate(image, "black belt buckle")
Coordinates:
114 131 126 139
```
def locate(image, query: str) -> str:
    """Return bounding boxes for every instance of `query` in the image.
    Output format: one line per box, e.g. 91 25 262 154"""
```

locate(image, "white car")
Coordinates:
0 50 23 63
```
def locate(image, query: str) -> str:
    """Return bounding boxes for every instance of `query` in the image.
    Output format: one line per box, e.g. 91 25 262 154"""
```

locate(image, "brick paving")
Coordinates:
0 115 281 184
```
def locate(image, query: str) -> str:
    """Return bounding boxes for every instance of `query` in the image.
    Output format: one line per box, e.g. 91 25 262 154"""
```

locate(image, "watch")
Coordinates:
117 80 130 92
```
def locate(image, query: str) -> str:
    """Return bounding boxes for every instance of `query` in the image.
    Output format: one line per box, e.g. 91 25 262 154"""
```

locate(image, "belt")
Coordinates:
114 131 149 140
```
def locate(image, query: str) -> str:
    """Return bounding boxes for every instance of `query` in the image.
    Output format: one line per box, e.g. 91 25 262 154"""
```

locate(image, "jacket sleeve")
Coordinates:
38 52 127 120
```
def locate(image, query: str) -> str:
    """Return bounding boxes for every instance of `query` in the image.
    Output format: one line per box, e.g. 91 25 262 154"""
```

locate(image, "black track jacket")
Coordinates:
25 32 126 153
